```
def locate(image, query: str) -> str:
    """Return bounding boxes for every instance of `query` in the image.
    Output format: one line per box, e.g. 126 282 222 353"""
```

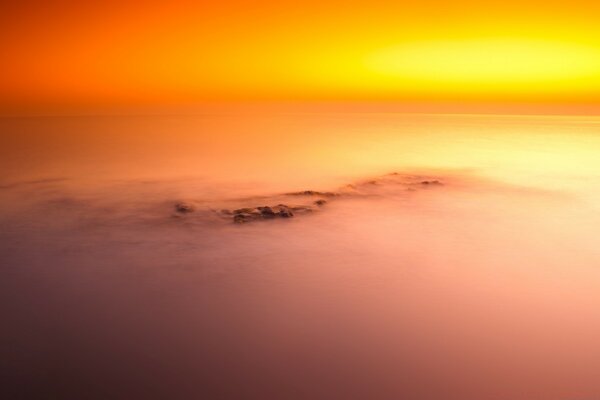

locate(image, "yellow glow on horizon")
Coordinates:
366 38 600 93
3 1 600 113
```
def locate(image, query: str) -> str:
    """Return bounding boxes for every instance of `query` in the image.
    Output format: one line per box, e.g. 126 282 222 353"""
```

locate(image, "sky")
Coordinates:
1 0 600 114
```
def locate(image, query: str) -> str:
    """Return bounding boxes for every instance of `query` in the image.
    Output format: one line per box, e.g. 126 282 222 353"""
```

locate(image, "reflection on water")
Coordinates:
2 113 600 399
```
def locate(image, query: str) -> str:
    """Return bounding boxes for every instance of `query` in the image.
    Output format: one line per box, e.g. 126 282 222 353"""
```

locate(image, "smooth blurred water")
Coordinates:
2 113 600 399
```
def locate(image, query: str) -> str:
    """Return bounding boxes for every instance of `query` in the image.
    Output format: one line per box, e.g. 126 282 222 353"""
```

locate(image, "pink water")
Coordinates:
2 113 600 399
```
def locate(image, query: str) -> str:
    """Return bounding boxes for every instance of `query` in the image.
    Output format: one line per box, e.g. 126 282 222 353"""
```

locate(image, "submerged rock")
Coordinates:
234 207 255 214
175 202 194 213
289 205 313 213
286 190 338 197
233 213 256 224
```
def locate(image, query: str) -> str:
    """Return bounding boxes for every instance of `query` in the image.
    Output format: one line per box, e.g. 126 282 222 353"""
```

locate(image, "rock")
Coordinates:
287 190 338 197
314 199 327 206
420 180 442 186
234 207 255 214
228 204 303 223
278 206 294 218
290 205 313 213
175 202 194 213
257 206 276 218
233 213 255 224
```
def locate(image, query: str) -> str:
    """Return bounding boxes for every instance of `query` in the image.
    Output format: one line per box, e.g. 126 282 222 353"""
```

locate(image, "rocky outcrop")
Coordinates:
173 172 444 224
226 204 311 224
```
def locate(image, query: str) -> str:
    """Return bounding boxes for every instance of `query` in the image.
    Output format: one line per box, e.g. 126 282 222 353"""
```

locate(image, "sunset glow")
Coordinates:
2 1 600 113
367 39 600 91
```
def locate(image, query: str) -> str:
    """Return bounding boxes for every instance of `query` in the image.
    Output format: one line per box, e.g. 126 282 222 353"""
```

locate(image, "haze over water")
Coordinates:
3 112 600 399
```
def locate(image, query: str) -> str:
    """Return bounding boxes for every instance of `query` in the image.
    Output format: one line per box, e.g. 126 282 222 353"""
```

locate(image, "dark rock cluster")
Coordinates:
286 190 338 197
229 204 318 224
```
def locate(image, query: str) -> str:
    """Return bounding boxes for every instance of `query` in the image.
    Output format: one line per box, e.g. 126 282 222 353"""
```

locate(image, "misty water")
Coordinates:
2 113 600 399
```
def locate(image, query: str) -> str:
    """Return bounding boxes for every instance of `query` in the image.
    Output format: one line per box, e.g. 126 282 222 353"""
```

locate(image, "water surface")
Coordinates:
2 113 600 399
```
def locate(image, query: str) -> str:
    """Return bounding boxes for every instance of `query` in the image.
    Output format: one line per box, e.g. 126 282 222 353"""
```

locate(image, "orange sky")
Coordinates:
1 0 600 114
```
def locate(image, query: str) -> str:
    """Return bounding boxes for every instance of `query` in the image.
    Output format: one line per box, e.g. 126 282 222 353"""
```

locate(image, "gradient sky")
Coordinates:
1 0 600 114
